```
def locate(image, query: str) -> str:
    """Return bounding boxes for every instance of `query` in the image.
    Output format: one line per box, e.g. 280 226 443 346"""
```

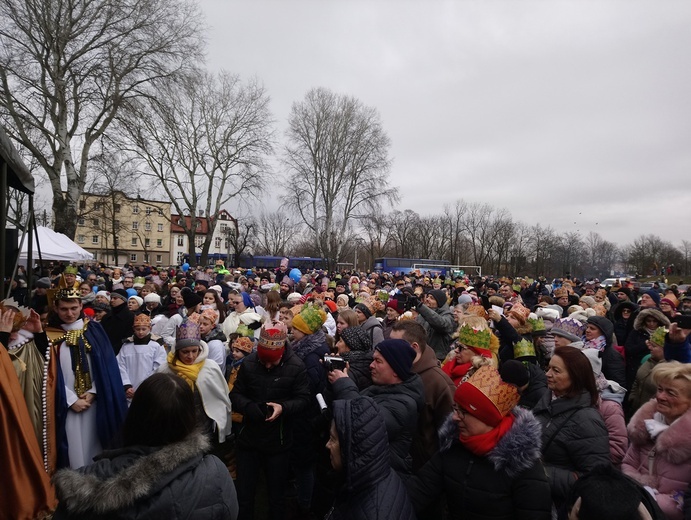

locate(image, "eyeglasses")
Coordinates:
452 404 467 418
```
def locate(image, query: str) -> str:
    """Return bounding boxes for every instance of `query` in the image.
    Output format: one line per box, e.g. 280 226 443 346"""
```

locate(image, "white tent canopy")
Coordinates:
19 226 94 262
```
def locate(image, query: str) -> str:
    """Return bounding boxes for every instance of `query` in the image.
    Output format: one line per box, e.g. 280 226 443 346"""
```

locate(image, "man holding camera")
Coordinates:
409 289 456 361
329 339 425 475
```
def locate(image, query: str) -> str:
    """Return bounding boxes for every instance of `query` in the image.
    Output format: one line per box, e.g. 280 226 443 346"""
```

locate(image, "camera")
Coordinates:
674 313 691 330
323 355 347 372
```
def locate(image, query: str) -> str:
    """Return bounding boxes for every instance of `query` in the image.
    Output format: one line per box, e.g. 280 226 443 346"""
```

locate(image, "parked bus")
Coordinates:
373 257 451 276
182 254 326 271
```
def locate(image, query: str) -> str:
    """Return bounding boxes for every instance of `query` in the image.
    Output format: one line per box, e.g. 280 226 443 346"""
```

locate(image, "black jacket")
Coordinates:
533 389 611 506
229 348 310 453
52 433 238 520
624 308 670 389
325 396 416 520
101 303 135 355
588 316 626 388
405 408 552 520
332 373 425 474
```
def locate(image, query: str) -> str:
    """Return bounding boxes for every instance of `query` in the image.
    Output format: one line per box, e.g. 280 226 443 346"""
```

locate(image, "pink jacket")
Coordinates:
597 397 628 466
622 399 691 520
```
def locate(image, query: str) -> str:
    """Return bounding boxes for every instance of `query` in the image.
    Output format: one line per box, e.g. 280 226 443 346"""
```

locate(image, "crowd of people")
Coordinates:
2 258 691 520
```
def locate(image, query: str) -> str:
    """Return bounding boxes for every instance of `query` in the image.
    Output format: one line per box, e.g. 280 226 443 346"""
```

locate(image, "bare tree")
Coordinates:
282 87 397 271
388 210 421 258
116 71 274 265
443 200 468 266
227 218 256 266
254 212 302 256
680 240 691 277
0 0 204 238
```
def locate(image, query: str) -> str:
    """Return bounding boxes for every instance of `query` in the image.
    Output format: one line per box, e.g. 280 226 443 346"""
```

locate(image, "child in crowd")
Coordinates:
116 314 167 402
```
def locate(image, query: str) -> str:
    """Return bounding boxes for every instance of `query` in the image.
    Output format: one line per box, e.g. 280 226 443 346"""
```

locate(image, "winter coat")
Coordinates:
665 336 691 363
518 362 548 410
533 389 611 505
416 303 457 361
589 316 627 388
410 346 455 470
623 399 691 520
332 372 425 474
625 309 670 389
342 349 373 391
628 357 665 416
360 316 384 348
597 396 628 466
325 397 416 520
52 433 238 520
229 348 310 453
292 329 329 397
405 408 552 520
101 304 135 355
612 301 638 346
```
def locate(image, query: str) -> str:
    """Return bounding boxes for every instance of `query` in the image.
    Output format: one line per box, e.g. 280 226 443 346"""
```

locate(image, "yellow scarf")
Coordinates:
167 351 203 390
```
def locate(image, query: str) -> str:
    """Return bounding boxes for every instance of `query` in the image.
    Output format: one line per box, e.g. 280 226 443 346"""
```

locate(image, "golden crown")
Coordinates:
54 287 81 301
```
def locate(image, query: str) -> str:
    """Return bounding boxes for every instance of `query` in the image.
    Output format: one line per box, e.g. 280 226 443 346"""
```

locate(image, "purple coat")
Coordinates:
622 399 691 520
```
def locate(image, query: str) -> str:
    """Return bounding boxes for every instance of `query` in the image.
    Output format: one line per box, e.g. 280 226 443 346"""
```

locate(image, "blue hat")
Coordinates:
642 290 660 307
375 339 416 381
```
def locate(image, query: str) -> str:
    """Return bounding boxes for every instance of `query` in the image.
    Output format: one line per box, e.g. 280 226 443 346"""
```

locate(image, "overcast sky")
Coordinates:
199 0 691 246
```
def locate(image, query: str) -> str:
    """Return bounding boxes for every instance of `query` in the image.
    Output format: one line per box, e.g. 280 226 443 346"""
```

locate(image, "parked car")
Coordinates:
600 278 622 288
639 282 668 292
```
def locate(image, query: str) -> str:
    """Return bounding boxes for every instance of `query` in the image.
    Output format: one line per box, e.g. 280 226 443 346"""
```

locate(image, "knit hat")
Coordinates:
375 339 416 381
616 287 633 300
280 276 294 288
324 300 338 313
181 288 202 308
386 299 404 314
457 293 473 305
133 314 151 327
287 292 303 304
428 289 447 308
292 304 327 335
143 293 161 304
552 318 586 343
232 336 254 354
649 327 667 347
454 365 519 428
355 301 374 319
499 360 530 388
36 277 52 289
660 294 678 309
336 294 350 307
340 326 372 352
642 290 661 306
175 320 202 350
579 296 597 308
126 288 138 298
92 302 109 313
96 290 111 302
110 289 128 302
513 339 536 360
257 321 288 363
128 295 143 308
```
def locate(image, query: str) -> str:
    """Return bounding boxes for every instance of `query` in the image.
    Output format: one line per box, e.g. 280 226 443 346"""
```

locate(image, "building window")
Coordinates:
92 235 99 244
93 218 99 227
214 237 222 248
114 237 119 246
157 223 163 232
195 236 204 247
195 220 201 230
114 220 120 230
145 238 150 247
145 206 152 216
93 202 101 210
177 236 184 246
144 254 149 263
220 212 227 220
131 238 137 246
132 221 138 230
177 252 184 264
132 205 139 214
79 200 86 210
220 223 228 232
77 235 85 243
144 221 151 231
157 239 163 248
114 203 121 213
77 218 85 226
224 238 230 249
158 208 164 216
130 254 137 262
156 254 163 263
177 218 184 226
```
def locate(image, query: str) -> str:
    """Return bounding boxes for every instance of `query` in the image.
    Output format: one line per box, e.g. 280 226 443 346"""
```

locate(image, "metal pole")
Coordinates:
26 196 34 292
0 163 7 299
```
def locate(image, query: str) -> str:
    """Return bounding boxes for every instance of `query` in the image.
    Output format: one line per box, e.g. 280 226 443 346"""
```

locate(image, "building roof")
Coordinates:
171 209 235 234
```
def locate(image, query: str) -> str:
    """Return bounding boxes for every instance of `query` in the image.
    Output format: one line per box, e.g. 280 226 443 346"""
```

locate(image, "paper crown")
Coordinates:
528 316 546 335
63 265 78 275
454 365 520 427
458 323 492 351
232 336 255 354
133 314 151 327
551 317 586 342
553 287 568 299
513 339 536 359
649 327 667 347
465 304 488 320
133 276 146 287
508 302 530 324
292 303 327 335
54 287 81 301
0 298 31 332
175 320 201 349
200 308 219 324
258 320 288 349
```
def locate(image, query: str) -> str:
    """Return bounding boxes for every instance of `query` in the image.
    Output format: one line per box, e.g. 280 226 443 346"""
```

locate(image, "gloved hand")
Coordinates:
244 402 266 422
408 295 420 309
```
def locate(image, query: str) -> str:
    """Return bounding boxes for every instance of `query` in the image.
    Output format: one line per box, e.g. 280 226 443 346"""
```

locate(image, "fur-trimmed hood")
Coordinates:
438 407 543 479
627 399 691 465
633 308 670 332
52 432 210 515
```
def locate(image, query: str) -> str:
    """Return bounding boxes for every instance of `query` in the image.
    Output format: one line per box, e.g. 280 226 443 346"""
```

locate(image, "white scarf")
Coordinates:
644 411 670 439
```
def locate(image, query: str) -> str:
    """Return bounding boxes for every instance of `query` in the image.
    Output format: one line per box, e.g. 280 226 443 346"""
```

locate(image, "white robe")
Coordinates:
116 339 167 392
59 320 101 469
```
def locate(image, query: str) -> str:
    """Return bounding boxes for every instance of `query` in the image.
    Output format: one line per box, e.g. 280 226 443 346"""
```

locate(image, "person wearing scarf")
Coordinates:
405 365 552 519
159 320 231 444
442 323 496 386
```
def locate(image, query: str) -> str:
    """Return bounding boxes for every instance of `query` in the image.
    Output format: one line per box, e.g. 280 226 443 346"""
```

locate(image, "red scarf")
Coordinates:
442 359 472 385
459 413 515 456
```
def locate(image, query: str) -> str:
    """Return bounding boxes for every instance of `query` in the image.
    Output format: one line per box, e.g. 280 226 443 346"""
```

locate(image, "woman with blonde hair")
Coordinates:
623 361 691 520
